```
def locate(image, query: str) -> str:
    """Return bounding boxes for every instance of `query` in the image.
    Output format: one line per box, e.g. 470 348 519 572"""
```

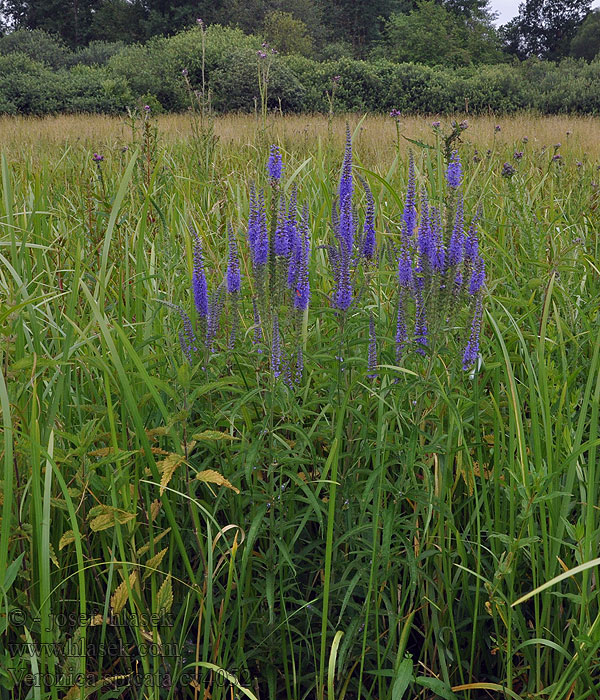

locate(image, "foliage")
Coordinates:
1 114 600 699
503 0 592 60
262 10 314 57
375 0 504 66
570 9 600 60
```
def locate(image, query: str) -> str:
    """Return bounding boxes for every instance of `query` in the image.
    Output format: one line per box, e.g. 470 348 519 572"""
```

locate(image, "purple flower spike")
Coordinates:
469 255 486 295
395 293 408 362
430 207 445 272
267 144 283 181
271 315 282 378
254 190 269 267
402 152 417 241
464 216 480 261
226 223 241 294
247 184 259 259
367 312 377 379
414 288 428 354
339 124 353 206
417 190 433 269
398 247 413 289
463 295 483 370
274 196 289 257
360 178 376 260
294 204 311 311
447 150 462 189
295 346 304 383
191 227 209 319
446 196 464 268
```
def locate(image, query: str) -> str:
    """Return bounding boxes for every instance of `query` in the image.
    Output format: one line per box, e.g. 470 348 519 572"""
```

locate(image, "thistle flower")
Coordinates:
402 152 417 240
360 177 376 260
191 227 209 319
271 314 282 378
226 223 241 294
463 295 483 370
502 162 516 178
92 153 104 163
446 150 462 189
267 144 283 181
367 312 377 379
294 204 310 311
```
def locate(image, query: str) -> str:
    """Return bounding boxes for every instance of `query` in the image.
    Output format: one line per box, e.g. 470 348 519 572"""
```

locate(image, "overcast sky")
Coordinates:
490 0 600 25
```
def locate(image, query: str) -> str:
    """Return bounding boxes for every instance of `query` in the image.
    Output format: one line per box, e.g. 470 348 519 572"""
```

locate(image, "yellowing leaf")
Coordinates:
196 469 240 494
156 574 173 616
88 505 136 532
143 547 168 580
59 530 75 551
137 527 171 557
192 430 238 442
158 453 186 495
110 571 138 615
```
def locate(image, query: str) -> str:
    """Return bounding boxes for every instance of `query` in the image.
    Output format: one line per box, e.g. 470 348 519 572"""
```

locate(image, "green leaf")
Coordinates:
392 658 413 700
415 677 458 699
1 552 24 592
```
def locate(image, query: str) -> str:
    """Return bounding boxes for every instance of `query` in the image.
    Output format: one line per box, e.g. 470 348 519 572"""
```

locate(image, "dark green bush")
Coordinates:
0 29 71 68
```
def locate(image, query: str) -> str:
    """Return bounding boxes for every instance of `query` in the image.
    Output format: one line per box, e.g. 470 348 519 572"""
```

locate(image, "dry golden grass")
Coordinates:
1 112 599 164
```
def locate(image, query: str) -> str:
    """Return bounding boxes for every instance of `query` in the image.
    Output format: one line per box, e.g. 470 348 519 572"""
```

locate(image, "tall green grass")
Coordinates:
0 114 599 700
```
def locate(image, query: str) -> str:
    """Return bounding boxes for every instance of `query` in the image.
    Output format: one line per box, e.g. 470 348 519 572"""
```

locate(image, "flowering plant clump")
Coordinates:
169 134 486 383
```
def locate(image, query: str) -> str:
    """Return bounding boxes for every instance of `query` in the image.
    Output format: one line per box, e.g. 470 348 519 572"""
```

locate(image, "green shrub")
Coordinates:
0 29 71 68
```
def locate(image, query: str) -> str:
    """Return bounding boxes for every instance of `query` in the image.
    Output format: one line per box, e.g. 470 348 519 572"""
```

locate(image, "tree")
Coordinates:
503 0 591 60
375 0 503 66
570 9 600 60
263 11 313 56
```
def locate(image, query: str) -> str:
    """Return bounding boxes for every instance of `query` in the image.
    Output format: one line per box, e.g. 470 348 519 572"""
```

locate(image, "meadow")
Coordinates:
1 112 600 700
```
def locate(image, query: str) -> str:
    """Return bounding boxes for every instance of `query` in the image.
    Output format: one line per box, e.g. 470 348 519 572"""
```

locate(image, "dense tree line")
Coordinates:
0 0 598 62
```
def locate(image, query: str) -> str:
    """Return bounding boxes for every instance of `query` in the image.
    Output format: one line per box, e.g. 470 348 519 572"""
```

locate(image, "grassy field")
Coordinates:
1 112 600 700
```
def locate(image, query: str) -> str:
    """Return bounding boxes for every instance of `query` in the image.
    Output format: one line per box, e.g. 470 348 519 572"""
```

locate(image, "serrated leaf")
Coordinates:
143 547 168 580
155 574 173 615
137 528 171 557
59 530 75 550
110 571 138 615
196 469 240 494
158 453 186 495
192 430 238 442
88 505 136 532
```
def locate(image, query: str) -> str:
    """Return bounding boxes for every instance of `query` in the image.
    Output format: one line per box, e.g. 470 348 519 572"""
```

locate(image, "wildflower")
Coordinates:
390 109 402 119
286 187 300 288
513 151 523 160
501 162 516 178
414 288 427 354
274 197 288 257
446 196 464 268
181 68 188 76
463 295 483 370
226 223 241 294
333 74 341 83
92 153 104 163
417 190 433 270
367 312 377 379
402 152 417 241
432 120 441 128
360 177 376 260
552 154 562 162
395 293 407 361
257 50 267 59
267 144 283 181
196 18 204 26
294 204 311 311
144 105 151 112
398 247 413 288
271 315 282 377
430 207 445 272
339 125 353 210
248 187 269 267
206 282 225 351
494 125 501 132
163 302 197 363
464 214 480 261
469 255 486 295
459 120 468 130
446 151 462 189
191 227 209 319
